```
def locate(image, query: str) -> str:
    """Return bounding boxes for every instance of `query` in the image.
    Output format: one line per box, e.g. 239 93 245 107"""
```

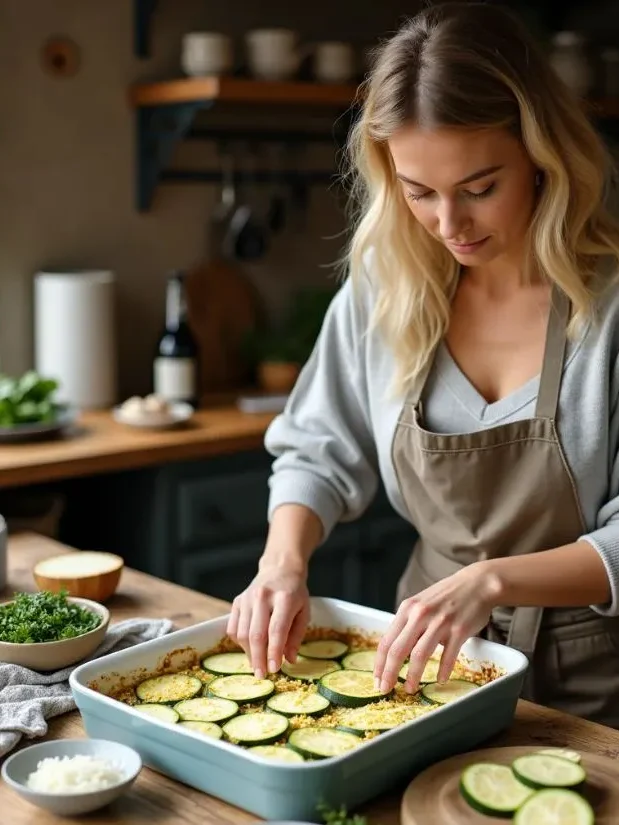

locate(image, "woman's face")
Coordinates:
387 125 538 268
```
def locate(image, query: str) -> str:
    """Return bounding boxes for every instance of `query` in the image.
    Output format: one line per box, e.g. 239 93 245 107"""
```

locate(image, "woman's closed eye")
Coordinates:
406 182 496 202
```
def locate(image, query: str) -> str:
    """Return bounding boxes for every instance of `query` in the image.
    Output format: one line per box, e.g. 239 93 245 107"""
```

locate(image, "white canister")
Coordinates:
181 32 233 76
34 270 117 409
0 515 6 592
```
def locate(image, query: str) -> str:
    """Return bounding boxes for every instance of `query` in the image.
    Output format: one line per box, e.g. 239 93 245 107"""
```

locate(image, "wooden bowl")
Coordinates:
0 597 109 670
33 551 124 602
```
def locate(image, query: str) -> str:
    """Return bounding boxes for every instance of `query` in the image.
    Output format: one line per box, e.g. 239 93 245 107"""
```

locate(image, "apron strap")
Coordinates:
535 284 571 419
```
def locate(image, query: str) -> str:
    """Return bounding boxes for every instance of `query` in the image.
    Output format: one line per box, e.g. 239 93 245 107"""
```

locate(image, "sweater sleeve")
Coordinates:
581 352 619 616
264 277 379 541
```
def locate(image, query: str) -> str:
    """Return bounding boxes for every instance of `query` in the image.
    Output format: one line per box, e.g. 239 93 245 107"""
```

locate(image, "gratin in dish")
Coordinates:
90 626 505 762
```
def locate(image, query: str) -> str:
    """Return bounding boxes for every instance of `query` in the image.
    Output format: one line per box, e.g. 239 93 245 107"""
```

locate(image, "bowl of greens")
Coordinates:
0 371 76 443
0 590 109 670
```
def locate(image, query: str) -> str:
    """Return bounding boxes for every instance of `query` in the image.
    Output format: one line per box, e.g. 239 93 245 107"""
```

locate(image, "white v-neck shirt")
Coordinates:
264 269 619 616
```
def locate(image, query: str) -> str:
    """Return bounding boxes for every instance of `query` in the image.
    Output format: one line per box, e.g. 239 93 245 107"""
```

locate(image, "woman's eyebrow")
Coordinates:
396 164 504 187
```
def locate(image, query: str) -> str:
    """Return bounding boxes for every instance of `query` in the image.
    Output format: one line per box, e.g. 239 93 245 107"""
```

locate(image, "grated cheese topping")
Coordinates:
26 754 125 794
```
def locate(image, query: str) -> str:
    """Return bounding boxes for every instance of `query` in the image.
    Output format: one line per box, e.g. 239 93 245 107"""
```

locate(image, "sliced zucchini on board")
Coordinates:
287 727 361 759
460 763 534 816
222 711 289 745
536 748 582 764
337 704 429 734
512 754 586 789
298 640 349 660
208 675 274 703
280 656 341 681
318 669 391 707
201 652 253 675
136 674 202 704
514 788 594 825
134 703 180 723
266 689 330 717
174 696 238 723
179 720 223 739
341 650 377 671
421 679 479 705
249 745 305 763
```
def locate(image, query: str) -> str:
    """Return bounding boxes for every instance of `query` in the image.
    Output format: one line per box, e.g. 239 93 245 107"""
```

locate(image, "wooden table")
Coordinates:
4 533 619 824
0 407 275 489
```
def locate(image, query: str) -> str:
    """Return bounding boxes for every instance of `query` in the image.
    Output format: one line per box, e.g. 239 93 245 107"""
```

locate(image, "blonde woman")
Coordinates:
227 3 619 726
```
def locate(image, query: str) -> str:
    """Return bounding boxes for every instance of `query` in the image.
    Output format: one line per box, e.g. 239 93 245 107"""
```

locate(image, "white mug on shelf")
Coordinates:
181 31 233 77
314 41 356 83
245 28 300 81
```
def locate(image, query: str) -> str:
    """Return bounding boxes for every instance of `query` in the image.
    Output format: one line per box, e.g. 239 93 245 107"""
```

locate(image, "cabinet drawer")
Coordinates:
177 469 270 548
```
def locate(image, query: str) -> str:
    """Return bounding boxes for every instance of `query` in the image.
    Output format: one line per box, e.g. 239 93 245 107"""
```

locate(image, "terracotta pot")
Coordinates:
257 361 301 394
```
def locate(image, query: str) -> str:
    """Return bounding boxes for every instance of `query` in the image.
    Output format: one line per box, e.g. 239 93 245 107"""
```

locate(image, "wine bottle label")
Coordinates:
153 357 196 402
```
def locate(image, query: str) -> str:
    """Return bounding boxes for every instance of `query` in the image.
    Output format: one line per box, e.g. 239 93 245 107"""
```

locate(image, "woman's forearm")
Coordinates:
481 540 611 608
259 504 324 576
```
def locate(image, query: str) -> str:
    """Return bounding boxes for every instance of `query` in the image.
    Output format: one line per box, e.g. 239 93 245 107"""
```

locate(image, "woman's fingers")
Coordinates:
267 594 297 673
235 597 253 659
248 597 271 678
373 609 409 687
284 600 310 664
226 599 241 640
403 621 444 693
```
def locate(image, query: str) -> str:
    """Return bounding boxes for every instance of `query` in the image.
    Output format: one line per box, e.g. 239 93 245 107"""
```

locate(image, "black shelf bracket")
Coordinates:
134 0 159 59
136 101 213 211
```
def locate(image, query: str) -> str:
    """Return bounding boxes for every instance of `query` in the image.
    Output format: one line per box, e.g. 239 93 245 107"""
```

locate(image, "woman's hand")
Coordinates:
373 562 502 693
226 564 310 680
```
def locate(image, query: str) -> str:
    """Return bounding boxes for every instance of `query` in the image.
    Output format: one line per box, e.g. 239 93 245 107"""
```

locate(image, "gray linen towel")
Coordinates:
0 617 173 756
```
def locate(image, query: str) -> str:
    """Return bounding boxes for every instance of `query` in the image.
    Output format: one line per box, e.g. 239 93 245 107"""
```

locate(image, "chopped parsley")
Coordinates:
318 802 371 825
0 590 101 643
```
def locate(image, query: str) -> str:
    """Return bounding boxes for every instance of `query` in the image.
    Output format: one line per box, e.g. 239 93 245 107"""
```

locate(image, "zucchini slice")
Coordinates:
287 727 361 759
249 744 305 763
398 658 444 684
178 720 223 739
136 673 202 704
174 696 238 723
222 711 289 745
201 652 253 675
134 703 179 723
460 763 534 816
536 748 582 764
336 703 430 733
280 656 341 681
514 788 594 825
208 675 275 704
511 754 586 789
298 640 349 660
318 669 391 707
341 650 377 671
266 689 330 717
421 679 479 705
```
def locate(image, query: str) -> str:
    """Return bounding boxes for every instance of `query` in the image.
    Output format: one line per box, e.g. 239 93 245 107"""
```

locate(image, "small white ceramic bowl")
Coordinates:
1 738 142 816
0 596 110 670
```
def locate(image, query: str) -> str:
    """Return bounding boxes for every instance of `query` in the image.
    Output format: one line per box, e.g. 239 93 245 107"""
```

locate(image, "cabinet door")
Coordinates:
357 516 417 612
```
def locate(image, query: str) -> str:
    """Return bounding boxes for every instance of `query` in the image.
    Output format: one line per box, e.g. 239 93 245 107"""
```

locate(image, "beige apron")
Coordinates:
392 285 619 727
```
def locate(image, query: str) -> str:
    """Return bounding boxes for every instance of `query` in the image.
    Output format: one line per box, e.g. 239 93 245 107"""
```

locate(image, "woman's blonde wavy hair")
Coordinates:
345 2 619 395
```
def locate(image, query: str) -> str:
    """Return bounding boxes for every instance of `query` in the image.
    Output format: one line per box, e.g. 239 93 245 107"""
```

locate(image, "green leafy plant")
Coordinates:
317 800 373 825
0 590 101 643
0 370 61 427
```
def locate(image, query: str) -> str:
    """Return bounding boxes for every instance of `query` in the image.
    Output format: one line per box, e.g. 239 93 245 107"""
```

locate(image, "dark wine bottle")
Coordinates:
153 271 198 406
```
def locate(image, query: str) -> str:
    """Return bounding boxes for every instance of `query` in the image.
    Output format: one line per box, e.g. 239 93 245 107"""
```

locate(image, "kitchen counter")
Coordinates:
0 407 275 489
3 533 619 824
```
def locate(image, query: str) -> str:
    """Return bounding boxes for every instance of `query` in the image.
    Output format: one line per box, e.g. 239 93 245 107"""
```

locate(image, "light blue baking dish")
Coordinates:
70 597 528 822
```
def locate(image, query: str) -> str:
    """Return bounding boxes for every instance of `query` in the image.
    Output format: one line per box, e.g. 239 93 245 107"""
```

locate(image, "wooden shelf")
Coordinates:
129 76 359 108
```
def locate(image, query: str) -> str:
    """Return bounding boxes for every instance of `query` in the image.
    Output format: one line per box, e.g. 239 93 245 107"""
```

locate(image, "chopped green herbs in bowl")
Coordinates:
0 591 109 671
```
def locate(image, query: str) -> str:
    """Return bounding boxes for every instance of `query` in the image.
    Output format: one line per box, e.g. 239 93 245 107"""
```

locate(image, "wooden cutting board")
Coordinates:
185 256 263 393
401 745 619 824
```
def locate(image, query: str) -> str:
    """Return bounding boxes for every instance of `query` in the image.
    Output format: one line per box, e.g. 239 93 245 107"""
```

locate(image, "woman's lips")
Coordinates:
447 237 490 254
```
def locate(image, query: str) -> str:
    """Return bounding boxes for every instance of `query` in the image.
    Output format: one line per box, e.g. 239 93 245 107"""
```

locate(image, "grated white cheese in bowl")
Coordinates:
26 754 125 794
